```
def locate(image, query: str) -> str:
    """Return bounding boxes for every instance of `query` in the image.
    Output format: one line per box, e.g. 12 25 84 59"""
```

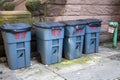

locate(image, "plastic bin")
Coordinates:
33 22 65 65
0 23 31 70
61 20 86 60
80 19 102 54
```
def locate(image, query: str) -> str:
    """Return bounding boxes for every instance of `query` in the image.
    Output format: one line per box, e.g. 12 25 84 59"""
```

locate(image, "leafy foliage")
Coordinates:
25 0 45 16
0 0 4 3
3 2 15 11
25 0 42 12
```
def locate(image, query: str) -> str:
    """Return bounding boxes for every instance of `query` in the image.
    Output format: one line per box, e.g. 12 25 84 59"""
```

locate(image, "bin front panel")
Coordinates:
84 33 100 54
35 27 64 40
51 46 58 63
17 49 25 68
85 22 101 33
65 25 85 37
63 36 84 60
3 41 30 70
36 39 63 65
89 39 96 53
2 31 31 43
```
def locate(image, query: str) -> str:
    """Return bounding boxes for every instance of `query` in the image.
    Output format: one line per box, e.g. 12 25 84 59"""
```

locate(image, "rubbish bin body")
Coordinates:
61 20 86 60
82 19 102 54
0 23 31 70
34 22 65 65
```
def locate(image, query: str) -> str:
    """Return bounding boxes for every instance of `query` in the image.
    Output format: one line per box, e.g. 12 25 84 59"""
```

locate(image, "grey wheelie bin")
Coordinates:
33 22 65 65
61 20 86 60
0 23 31 70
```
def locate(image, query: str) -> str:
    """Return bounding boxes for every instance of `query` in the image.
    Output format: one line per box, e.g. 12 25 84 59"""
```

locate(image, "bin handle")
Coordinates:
91 40 94 45
89 23 100 27
73 26 84 34
52 27 62 30
18 53 23 58
76 44 79 49
52 49 57 55
0 27 31 33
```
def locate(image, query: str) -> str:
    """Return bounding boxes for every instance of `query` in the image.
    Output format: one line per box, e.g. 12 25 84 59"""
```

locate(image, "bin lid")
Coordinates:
81 18 102 24
61 20 86 26
33 22 65 29
0 23 31 33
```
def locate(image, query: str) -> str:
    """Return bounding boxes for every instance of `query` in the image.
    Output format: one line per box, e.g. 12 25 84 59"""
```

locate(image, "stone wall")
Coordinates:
41 0 120 42
14 0 27 11
11 0 120 41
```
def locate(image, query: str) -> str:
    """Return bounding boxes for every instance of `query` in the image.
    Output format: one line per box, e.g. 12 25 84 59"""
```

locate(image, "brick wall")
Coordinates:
42 0 120 42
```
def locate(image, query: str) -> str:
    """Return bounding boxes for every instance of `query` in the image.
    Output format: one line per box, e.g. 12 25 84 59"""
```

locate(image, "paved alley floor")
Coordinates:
0 46 120 80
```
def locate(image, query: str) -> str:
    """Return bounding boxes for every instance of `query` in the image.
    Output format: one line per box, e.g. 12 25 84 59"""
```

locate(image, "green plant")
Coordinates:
3 2 15 11
25 0 45 16
0 0 4 4
25 0 42 12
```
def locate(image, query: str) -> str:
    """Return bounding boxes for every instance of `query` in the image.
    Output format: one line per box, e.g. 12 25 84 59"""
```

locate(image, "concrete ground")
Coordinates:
0 45 120 80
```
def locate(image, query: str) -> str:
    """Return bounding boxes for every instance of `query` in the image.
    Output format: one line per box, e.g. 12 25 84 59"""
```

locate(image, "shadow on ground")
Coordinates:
100 42 120 50
108 54 120 61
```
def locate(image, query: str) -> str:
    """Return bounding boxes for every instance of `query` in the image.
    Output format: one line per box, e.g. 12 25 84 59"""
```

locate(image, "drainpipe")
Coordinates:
109 22 119 48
